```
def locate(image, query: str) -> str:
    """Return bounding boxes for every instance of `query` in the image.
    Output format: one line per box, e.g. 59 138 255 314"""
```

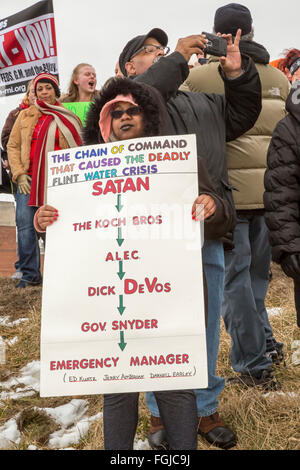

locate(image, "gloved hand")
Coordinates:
281 253 300 281
17 174 31 195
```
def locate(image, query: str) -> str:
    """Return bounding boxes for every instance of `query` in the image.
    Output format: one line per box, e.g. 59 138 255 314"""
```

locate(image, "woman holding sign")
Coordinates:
7 73 82 289
35 78 234 449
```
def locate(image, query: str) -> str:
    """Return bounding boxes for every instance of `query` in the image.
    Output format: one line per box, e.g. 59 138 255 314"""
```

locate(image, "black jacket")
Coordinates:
83 77 234 241
264 81 300 263
134 52 262 235
264 80 300 327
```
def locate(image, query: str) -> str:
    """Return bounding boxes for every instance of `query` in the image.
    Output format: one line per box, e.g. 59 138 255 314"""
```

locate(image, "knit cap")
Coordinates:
214 3 252 36
33 73 60 97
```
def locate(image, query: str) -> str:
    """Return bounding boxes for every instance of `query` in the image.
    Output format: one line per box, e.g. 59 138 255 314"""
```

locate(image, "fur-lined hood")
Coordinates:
82 77 167 145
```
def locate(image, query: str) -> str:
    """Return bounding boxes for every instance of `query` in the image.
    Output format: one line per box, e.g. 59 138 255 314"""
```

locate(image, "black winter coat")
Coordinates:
264 81 300 263
134 51 262 234
83 77 234 241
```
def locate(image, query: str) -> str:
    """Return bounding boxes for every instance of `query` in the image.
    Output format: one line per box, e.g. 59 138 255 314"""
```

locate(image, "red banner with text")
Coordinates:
0 0 58 98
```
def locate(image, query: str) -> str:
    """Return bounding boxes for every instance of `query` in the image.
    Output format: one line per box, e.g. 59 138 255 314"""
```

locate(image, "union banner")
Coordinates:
0 0 58 98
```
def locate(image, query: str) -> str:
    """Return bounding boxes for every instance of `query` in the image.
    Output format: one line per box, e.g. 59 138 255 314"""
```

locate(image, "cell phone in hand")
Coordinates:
202 32 227 57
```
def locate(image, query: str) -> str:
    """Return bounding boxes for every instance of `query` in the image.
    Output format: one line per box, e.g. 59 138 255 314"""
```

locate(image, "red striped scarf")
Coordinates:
29 100 83 207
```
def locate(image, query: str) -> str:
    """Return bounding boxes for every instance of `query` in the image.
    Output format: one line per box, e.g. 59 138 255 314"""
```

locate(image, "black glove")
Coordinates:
281 253 300 281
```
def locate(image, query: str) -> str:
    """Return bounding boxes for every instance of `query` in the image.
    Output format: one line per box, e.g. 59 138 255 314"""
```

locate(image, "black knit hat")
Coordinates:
289 57 300 76
214 3 253 36
119 28 168 77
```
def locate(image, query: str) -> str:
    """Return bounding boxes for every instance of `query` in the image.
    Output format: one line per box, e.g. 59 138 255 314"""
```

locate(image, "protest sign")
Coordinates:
0 0 58 98
40 134 208 397
62 102 91 125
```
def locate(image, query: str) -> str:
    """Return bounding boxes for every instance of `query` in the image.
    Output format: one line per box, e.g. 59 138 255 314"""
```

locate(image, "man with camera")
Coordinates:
183 3 291 390
114 26 262 450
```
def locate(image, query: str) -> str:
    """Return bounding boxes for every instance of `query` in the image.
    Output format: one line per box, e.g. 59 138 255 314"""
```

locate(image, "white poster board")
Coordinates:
40 134 207 397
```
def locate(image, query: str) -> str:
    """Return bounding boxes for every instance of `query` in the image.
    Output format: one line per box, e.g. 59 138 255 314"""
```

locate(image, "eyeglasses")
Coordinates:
110 106 142 120
131 44 170 59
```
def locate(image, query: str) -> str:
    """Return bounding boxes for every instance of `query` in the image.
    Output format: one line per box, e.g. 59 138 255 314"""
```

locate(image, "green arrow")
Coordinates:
117 260 125 280
115 194 123 212
116 227 124 247
118 331 127 351
118 295 126 315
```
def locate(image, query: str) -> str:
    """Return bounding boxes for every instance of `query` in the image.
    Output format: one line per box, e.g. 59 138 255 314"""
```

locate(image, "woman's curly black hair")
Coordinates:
83 77 168 145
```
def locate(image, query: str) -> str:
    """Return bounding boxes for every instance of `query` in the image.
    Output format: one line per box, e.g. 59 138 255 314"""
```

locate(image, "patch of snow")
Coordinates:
0 317 29 327
0 358 148 450
134 438 151 450
0 415 21 449
267 307 283 317
291 340 300 350
263 391 299 399
1 390 36 401
291 340 300 366
42 399 89 428
0 361 40 401
48 411 102 449
291 349 300 366
6 336 18 347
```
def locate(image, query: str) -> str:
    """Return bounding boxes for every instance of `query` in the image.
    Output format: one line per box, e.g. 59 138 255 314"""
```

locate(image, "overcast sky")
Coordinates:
0 0 299 130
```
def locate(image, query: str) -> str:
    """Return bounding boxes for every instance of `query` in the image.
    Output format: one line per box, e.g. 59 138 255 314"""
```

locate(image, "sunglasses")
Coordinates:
110 106 142 120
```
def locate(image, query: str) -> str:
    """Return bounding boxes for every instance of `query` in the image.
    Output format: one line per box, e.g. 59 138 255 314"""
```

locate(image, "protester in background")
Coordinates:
117 24 261 450
1 81 35 151
278 49 300 83
7 73 82 288
1 80 35 280
114 61 124 77
60 63 98 102
264 53 300 328
34 76 235 450
183 2 290 388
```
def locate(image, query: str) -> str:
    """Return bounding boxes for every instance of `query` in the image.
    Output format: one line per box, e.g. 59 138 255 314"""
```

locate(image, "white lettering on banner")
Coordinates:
0 4 58 98
34 20 55 56
0 58 58 88
15 20 55 62
0 20 8 31
0 36 12 67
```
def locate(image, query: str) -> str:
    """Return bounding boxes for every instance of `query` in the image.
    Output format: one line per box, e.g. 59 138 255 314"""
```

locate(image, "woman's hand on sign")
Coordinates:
37 205 59 230
192 194 216 221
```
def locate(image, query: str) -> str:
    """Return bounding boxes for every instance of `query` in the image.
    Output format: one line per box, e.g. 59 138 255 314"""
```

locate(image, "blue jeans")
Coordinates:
146 240 225 418
15 189 42 284
222 214 273 375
